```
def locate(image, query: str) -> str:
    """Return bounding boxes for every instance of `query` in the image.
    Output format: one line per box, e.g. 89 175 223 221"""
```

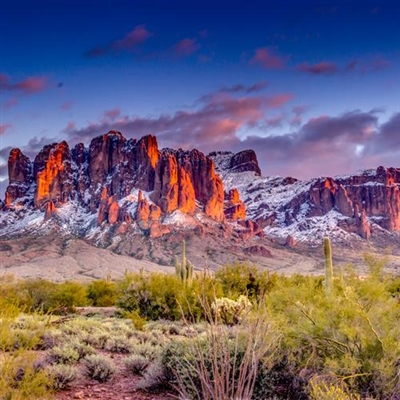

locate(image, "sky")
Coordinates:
0 0 399 195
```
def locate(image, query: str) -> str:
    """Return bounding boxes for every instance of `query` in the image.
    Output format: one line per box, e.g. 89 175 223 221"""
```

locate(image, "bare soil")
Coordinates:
55 353 174 400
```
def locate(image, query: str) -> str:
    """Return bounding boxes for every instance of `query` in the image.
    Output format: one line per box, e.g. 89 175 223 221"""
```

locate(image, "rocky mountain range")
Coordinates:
1 131 399 279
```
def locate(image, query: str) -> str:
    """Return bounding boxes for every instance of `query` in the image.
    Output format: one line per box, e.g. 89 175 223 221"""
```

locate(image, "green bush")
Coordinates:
215 262 273 299
87 279 117 306
117 271 222 322
265 266 400 398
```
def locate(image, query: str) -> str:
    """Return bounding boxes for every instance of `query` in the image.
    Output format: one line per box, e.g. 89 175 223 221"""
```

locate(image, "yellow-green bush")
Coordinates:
87 279 117 306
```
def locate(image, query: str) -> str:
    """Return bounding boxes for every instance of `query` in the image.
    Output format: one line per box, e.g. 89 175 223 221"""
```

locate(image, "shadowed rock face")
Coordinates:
4 131 234 226
5 148 32 206
210 150 400 239
306 167 400 232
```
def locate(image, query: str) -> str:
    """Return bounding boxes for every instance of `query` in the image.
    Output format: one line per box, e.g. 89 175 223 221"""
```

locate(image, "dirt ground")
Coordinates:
55 353 174 400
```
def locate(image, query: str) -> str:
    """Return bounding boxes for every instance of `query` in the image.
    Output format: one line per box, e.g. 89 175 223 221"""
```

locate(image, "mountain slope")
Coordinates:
210 151 400 245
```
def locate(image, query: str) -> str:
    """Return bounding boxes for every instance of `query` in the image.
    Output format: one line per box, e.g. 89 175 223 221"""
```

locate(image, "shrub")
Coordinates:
87 279 117 306
48 364 78 390
131 342 162 361
215 262 273 299
0 353 53 399
117 271 222 322
310 376 361 400
137 362 168 391
104 335 133 353
124 355 150 375
48 345 80 365
84 354 116 382
211 295 252 325
51 281 88 312
162 311 276 400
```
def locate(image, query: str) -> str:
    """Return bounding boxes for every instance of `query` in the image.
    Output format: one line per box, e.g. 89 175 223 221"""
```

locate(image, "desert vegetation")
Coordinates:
0 249 399 399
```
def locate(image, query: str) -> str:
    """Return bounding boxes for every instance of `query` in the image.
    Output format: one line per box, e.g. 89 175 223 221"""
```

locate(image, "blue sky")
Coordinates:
0 0 399 192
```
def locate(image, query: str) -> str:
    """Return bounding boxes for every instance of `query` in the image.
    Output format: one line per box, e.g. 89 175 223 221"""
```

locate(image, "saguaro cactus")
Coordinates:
174 240 193 285
324 237 334 296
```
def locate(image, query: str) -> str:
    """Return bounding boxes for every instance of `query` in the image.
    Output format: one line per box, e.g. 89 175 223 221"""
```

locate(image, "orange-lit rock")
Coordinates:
149 204 161 220
178 165 196 213
224 188 246 220
108 201 120 224
34 141 73 208
44 200 56 221
149 221 171 238
136 192 150 221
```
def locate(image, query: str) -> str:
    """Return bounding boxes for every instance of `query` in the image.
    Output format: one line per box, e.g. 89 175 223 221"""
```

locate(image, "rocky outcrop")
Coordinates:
209 150 261 176
229 150 261 175
3 131 237 234
5 148 32 206
34 141 74 209
307 167 400 232
224 188 246 221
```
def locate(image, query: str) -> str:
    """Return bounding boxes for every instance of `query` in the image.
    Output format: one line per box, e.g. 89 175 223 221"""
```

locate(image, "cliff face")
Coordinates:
4 131 245 232
307 167 400 234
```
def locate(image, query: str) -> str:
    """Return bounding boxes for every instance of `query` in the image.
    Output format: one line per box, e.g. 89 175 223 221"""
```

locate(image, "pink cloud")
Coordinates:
0 73 47 94
173 38 200 57
86 25 153 57
60 101 73 110
0 124 11 135
250 48 286 70
103 108 121 120
3 97 18 109
112 25 152 50
297 61 338 75
265 94 293 108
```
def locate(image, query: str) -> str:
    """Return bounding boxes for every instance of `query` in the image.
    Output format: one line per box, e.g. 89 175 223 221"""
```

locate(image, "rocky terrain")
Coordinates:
1 131 399 280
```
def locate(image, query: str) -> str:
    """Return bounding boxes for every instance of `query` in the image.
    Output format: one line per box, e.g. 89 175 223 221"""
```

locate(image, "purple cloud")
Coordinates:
103 108 121 120
219 81 269 94
63 91 293 152
0 73 47 94
85 25 153 57
297 61 338 75
250 48 286 69
172 38 200 57
60 101 73 111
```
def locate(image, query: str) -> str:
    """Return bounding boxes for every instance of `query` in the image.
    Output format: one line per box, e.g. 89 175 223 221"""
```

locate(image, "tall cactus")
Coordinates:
174 240 193 285
324 237 334 296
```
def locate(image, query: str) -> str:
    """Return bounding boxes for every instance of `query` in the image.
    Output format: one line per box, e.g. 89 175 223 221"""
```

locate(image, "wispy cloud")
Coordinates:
297 61 338 75
60 101 74 111
249 48 287 69
0 73 47 94
298 57 390 75
103 108 121 120
0 124 12 135
219 81 268 94
85 25 153 57
172 38 200 57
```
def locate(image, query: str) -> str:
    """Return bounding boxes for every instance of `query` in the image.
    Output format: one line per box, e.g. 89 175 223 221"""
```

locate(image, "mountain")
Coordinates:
210 151 400 244
1 131 399 279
